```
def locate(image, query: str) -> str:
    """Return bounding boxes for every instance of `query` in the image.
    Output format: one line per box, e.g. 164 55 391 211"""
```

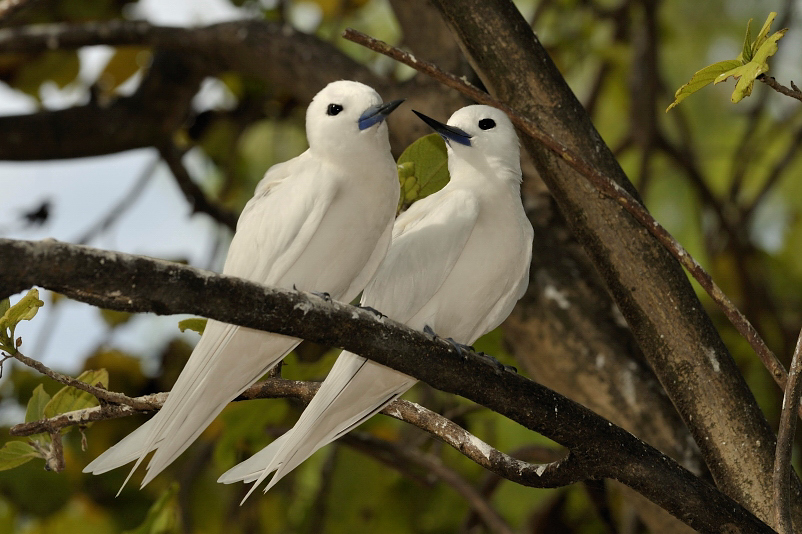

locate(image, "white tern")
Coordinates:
218 105 534 502
83 80 403 491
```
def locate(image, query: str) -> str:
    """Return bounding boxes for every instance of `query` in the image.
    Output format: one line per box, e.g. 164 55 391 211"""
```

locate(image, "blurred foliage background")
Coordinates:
2 0 802 532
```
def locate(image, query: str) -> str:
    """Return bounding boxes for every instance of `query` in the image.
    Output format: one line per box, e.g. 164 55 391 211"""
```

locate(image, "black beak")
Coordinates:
412 110 472 146
358 99 405 130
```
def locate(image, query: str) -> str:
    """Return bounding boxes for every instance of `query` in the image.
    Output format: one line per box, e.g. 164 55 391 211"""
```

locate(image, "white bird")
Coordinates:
218 105 534 502
83 80 403 491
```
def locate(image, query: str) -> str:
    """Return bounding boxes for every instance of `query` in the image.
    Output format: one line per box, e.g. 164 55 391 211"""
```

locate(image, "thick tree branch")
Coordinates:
774 328 802 534
342 28 791 401
0 20 383 161
376 2 799 526
0 238 774 533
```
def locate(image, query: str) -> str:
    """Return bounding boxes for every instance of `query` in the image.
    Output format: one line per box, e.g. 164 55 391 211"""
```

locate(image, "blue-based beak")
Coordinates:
412 110 472 147
358 99 404 131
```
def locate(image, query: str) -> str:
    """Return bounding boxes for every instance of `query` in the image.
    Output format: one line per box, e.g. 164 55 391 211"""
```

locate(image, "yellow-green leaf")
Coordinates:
43 369 109 422
0 289 44 327
0 298 9 318
0 441 40 471
178 318 207 335
739 17 753 62
715 28 787 103
0 289 45 353
752 12 778 55
396 133 449 210
25 384 51 423
666 60 742 112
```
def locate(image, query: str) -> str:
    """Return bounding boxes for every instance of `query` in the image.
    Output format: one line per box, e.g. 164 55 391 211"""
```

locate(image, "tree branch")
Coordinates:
759 75 802 103
0 20 383 161
344 13 796 524
774 328 802 534
0 238 774 533
341 27 791 402
159 144 239 232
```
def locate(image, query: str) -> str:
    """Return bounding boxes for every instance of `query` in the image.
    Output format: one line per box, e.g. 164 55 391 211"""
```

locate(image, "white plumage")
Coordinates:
219 105 534 502
83 80 402 491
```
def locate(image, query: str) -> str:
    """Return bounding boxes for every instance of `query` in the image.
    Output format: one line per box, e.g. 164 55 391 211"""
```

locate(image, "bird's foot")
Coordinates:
311 290 332 302
423 325 472 360
359 305 386 319
475 351 517 373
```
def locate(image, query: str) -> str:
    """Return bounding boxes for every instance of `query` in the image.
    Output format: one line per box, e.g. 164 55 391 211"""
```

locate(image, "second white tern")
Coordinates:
83 80 403 491
218 105 535 502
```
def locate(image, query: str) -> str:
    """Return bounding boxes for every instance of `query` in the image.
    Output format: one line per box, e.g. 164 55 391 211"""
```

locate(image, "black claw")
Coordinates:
293 284 298 291
311 290 332 302
423 325 437 337
359 305 386 319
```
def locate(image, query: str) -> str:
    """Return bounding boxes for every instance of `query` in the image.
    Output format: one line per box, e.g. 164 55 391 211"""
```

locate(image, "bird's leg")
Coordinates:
311 291 332 302
292 284 331 302
359 306 386 319
474 351 518 373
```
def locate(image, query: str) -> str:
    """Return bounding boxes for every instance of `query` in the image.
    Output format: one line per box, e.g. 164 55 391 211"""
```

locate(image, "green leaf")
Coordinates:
178 317 207 335
715 28 787 103
666 60 742 112
739 17 753 62
0 298 9 318
25 384 51 423
0 441 40 471
0 289 45 353
752 12 778 56
123 483 181 534
43 369 109 422
396 133 449 210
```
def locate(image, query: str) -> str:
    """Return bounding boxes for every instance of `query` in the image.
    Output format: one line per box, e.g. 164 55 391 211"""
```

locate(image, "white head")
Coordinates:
305 80 403 163
413 105 521 182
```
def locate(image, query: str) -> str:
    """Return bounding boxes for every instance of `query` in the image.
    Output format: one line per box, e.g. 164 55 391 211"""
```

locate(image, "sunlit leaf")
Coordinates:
667 12 786 110
178 318 207 335
739 17 753 62
0 289 45 353
715 28 787 103
0 441 40 471
666 60 741 112
396 133 449 211
123 483 181 534
752 12 778 55
43 369 109 423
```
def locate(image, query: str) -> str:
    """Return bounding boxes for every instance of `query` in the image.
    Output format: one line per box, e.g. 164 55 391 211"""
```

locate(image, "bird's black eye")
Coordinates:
327 104 344 116
478 118 496 130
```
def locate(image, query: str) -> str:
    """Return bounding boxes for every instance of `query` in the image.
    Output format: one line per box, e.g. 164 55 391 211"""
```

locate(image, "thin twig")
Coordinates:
159 143 239 231
12 376 574 489
760 75 802 104
5 350 161 411
342 27 792 402
773 327 802 534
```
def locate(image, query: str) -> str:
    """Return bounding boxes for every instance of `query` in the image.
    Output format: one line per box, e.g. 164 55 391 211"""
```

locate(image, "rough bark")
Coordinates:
0 238 775 533
429 0 798 528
